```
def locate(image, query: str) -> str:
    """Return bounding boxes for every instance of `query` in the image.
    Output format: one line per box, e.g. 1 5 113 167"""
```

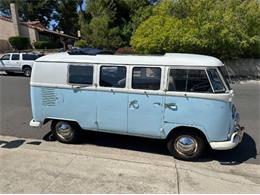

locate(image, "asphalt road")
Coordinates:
0 72 259 164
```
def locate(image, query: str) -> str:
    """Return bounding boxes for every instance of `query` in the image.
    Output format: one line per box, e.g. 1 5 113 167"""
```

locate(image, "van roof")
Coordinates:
36 52 224 67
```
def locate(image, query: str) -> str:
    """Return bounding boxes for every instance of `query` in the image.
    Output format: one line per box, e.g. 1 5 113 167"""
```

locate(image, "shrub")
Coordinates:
34 41 62 49
131 0 260 59
8 36 30 50
74 39 88 48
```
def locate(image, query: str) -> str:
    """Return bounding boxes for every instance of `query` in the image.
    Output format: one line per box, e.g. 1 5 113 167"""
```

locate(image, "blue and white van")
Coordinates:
30 52 244 160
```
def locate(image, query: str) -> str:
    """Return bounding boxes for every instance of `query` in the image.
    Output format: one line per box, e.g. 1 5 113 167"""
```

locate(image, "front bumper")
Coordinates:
209 125 244 150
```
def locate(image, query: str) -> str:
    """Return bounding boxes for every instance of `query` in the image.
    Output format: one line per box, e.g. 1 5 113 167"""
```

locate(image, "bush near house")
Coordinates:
74 39 88 48
8 36 30 50
34 41 62 49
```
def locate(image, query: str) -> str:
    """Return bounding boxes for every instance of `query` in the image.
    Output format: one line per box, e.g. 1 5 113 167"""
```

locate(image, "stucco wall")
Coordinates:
224 58 260 79
0 19 15 40
20 25 38 44
0 39 12 53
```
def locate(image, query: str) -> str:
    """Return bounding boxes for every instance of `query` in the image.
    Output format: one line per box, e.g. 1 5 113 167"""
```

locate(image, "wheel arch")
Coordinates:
43 118 82 130
22 64 32 70
166 126 209 144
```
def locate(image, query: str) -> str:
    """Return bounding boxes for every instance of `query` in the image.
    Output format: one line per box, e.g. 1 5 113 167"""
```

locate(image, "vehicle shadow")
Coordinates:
43 131 257 165
0 139 25 149
0 72 24 77
203 133 258 165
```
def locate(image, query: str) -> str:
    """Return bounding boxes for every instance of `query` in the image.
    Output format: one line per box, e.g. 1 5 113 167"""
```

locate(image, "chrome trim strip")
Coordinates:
31 82 232 101
165 91 231 102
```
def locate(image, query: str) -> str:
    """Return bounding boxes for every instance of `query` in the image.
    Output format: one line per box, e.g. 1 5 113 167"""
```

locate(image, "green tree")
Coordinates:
79 0 152 50
56 0 79 36
121 0 152 43
131 0 260 58
79 0 122 49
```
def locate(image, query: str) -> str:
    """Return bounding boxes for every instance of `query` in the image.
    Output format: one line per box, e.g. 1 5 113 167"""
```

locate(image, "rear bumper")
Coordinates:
209 125 244 150
30 119 42 127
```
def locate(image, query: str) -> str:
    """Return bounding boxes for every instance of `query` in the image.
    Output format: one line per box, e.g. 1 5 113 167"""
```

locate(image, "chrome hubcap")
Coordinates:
175 136 198 156
56 122 73 141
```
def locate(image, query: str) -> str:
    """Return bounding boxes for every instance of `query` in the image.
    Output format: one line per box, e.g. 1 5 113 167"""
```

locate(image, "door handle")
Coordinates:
165 103 177 110
129 100 139 109
153 102 162 106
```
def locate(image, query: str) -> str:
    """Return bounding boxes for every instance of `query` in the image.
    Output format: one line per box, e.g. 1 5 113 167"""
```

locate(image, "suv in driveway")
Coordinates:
0 53 40 77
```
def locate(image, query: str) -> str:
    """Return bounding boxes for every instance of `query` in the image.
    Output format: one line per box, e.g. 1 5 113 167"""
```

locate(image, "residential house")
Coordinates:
0 3 77 52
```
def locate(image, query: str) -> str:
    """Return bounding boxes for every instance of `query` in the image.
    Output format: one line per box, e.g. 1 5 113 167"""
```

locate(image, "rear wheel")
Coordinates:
167 130 205 161
51 121 79 144
23 66 31 77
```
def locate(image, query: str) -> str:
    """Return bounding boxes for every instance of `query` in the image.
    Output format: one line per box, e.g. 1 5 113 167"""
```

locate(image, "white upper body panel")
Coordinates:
31 52 232 102
31 52 224 87
35 52 224 67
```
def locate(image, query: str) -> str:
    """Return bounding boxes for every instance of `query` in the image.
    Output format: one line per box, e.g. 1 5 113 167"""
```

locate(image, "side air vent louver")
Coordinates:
41 88 56 106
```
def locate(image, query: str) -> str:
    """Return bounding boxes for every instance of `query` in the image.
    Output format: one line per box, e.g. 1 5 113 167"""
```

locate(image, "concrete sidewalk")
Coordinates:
0 135 260 193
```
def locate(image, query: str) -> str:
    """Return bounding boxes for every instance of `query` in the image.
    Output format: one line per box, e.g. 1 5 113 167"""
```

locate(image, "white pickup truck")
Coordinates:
0 52 40 77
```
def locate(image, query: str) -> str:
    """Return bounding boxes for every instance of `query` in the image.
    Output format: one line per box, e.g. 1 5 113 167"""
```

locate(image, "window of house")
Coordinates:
99 66 126 88
132 67 161 90
11 54 19 60
168 69 212 93
68 65 93 85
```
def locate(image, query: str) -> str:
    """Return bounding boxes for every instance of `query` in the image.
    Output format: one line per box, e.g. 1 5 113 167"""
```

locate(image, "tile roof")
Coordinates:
0 16 77 39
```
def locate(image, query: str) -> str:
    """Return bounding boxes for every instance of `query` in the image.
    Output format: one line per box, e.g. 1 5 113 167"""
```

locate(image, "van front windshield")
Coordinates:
218 66 232 90
207 69 226 93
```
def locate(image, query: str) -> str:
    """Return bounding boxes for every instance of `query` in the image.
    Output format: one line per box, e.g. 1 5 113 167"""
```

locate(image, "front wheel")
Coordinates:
51 121 79 144
167 131 205 161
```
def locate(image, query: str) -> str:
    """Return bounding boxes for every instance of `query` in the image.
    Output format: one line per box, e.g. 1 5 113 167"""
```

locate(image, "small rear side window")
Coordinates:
68 65 93 85
11 54 19 60
22 54 39 61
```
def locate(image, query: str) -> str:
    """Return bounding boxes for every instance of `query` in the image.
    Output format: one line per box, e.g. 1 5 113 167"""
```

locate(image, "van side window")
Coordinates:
100 66 126 88
68 65 93 85
168 69 212 93
132 67 161 90
11 54 19 60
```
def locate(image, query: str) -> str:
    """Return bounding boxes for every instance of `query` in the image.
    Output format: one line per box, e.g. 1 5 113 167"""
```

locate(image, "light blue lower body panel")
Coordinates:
96 90 128 133
31 86 97 130
163 96 232 142
31 86 232 142
128 94 164 137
